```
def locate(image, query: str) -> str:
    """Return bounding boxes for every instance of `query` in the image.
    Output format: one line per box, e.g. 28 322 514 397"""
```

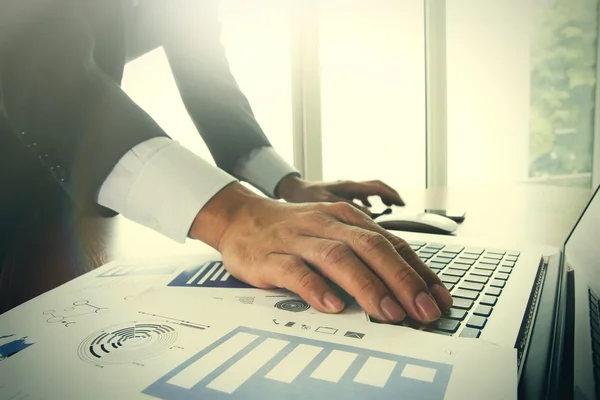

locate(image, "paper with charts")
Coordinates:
0 255 518 399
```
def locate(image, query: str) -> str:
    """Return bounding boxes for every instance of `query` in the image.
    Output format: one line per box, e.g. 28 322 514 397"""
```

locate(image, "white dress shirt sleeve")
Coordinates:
97 137 237 243
233 146 301 198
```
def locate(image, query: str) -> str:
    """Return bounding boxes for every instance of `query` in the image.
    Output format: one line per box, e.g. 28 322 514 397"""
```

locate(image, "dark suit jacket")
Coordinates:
0 0 271 216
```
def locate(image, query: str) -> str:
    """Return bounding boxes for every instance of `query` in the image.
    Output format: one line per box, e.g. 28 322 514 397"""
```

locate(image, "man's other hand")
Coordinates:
190 183 452 324
275 175 404 216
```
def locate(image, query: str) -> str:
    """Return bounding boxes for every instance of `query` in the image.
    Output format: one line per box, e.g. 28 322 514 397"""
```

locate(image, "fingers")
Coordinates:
298 204 444 323
367 180 405 206
332 180 405 207
267 254 345 314
326 203 453 311
328 195 372 217
287 237 407 323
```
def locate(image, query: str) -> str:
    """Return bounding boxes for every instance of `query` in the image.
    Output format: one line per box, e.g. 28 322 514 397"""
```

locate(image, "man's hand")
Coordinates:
191 182 452 324
276 174 404 216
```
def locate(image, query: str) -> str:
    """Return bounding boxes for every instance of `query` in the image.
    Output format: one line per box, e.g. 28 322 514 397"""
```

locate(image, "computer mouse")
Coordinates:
374 211 458 235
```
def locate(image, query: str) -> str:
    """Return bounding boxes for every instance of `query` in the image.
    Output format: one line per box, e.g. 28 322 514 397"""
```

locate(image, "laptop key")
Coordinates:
465 274 489 284
444 269 466 278
452 298 474 310
438 251 458 258
507 251 520 257
427 261 448 269
410 244 423 251
443 283 455 291
498 267 512 274
431 318 461 333
491 279 506 288
408 240 427 247
459 327 481 338
502 261 516 268
483 253 503 260
467 316 488 329
426 243 445 250
444 308 468 321
432 257 452 264
473 305 493 317
448 263 470 271
487 250 506 255
470 269 493 278
485 287 502 297
480 258 500 265
459 282 485 292
475 264 497 271
495 272 510 281
480 295 498 306
453 289 479 300
440 275 461 284
442 246 465 254
463 247 485 255
505 256 518 262
454 258 476 266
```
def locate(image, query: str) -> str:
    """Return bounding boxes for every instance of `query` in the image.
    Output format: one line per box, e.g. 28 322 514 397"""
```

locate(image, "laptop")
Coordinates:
370 185 600 399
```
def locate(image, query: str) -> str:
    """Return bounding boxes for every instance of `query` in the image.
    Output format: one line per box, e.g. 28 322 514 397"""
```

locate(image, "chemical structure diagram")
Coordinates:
42 300 108 327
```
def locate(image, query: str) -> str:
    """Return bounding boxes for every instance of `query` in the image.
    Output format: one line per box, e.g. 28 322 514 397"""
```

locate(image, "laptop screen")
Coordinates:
564 184 600 292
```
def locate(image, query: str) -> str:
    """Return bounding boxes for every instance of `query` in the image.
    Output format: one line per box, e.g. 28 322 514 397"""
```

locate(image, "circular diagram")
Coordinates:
274 299 310 312
77 321 177 366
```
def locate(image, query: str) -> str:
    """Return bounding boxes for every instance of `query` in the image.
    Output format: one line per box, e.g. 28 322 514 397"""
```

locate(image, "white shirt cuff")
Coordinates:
233 146 301 198
97 137 237 243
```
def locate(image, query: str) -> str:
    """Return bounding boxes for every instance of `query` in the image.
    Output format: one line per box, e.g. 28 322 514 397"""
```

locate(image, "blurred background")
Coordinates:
121 0 599 192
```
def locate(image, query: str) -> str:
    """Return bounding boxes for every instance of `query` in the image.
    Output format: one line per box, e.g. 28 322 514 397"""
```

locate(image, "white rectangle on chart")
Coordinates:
167 332 258 389
401 364 437 383
310 350 357 383
199 263 221 285
265 344 323 383
210 265 225 281
207 338 289 394
186 263 209 285
220 272 231 281
353 357 397 388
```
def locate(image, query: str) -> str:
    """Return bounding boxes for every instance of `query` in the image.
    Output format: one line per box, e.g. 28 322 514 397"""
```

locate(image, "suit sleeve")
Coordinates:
0 3 169 215
154 0 273 175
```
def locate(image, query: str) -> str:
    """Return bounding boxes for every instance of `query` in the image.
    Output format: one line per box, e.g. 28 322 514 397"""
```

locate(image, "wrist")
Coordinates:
275 174 305 201
189 182 269 250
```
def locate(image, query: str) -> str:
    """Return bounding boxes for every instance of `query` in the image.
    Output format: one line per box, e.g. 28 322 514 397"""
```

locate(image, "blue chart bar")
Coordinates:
168 262 253 289
143 327 453 400
97 264 178 278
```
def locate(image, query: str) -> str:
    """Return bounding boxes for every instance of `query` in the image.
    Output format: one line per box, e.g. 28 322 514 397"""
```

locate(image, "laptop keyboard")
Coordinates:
404 240 520 338
589 289 600 396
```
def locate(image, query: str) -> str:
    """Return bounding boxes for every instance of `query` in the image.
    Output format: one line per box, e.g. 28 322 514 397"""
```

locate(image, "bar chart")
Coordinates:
143 326 452 399
168 262 253 289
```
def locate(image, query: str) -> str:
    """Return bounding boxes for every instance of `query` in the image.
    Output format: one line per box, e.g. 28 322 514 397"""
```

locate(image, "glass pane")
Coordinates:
319 0 426 190
219 0 294 165
446 0 598 188
121 0 294 167
122 48 214 162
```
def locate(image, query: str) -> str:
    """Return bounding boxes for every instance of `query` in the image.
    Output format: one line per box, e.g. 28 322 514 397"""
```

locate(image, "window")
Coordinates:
446 0 598 187
318 0 427 190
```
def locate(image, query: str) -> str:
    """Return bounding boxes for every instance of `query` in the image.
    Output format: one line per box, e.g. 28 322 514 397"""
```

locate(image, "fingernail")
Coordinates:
380 296 406 321
323 292 344 312
430 284 453 310
415 291 441 322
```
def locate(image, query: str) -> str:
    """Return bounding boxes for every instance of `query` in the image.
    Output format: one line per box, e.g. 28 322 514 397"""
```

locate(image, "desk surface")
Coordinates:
0 183 591 314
